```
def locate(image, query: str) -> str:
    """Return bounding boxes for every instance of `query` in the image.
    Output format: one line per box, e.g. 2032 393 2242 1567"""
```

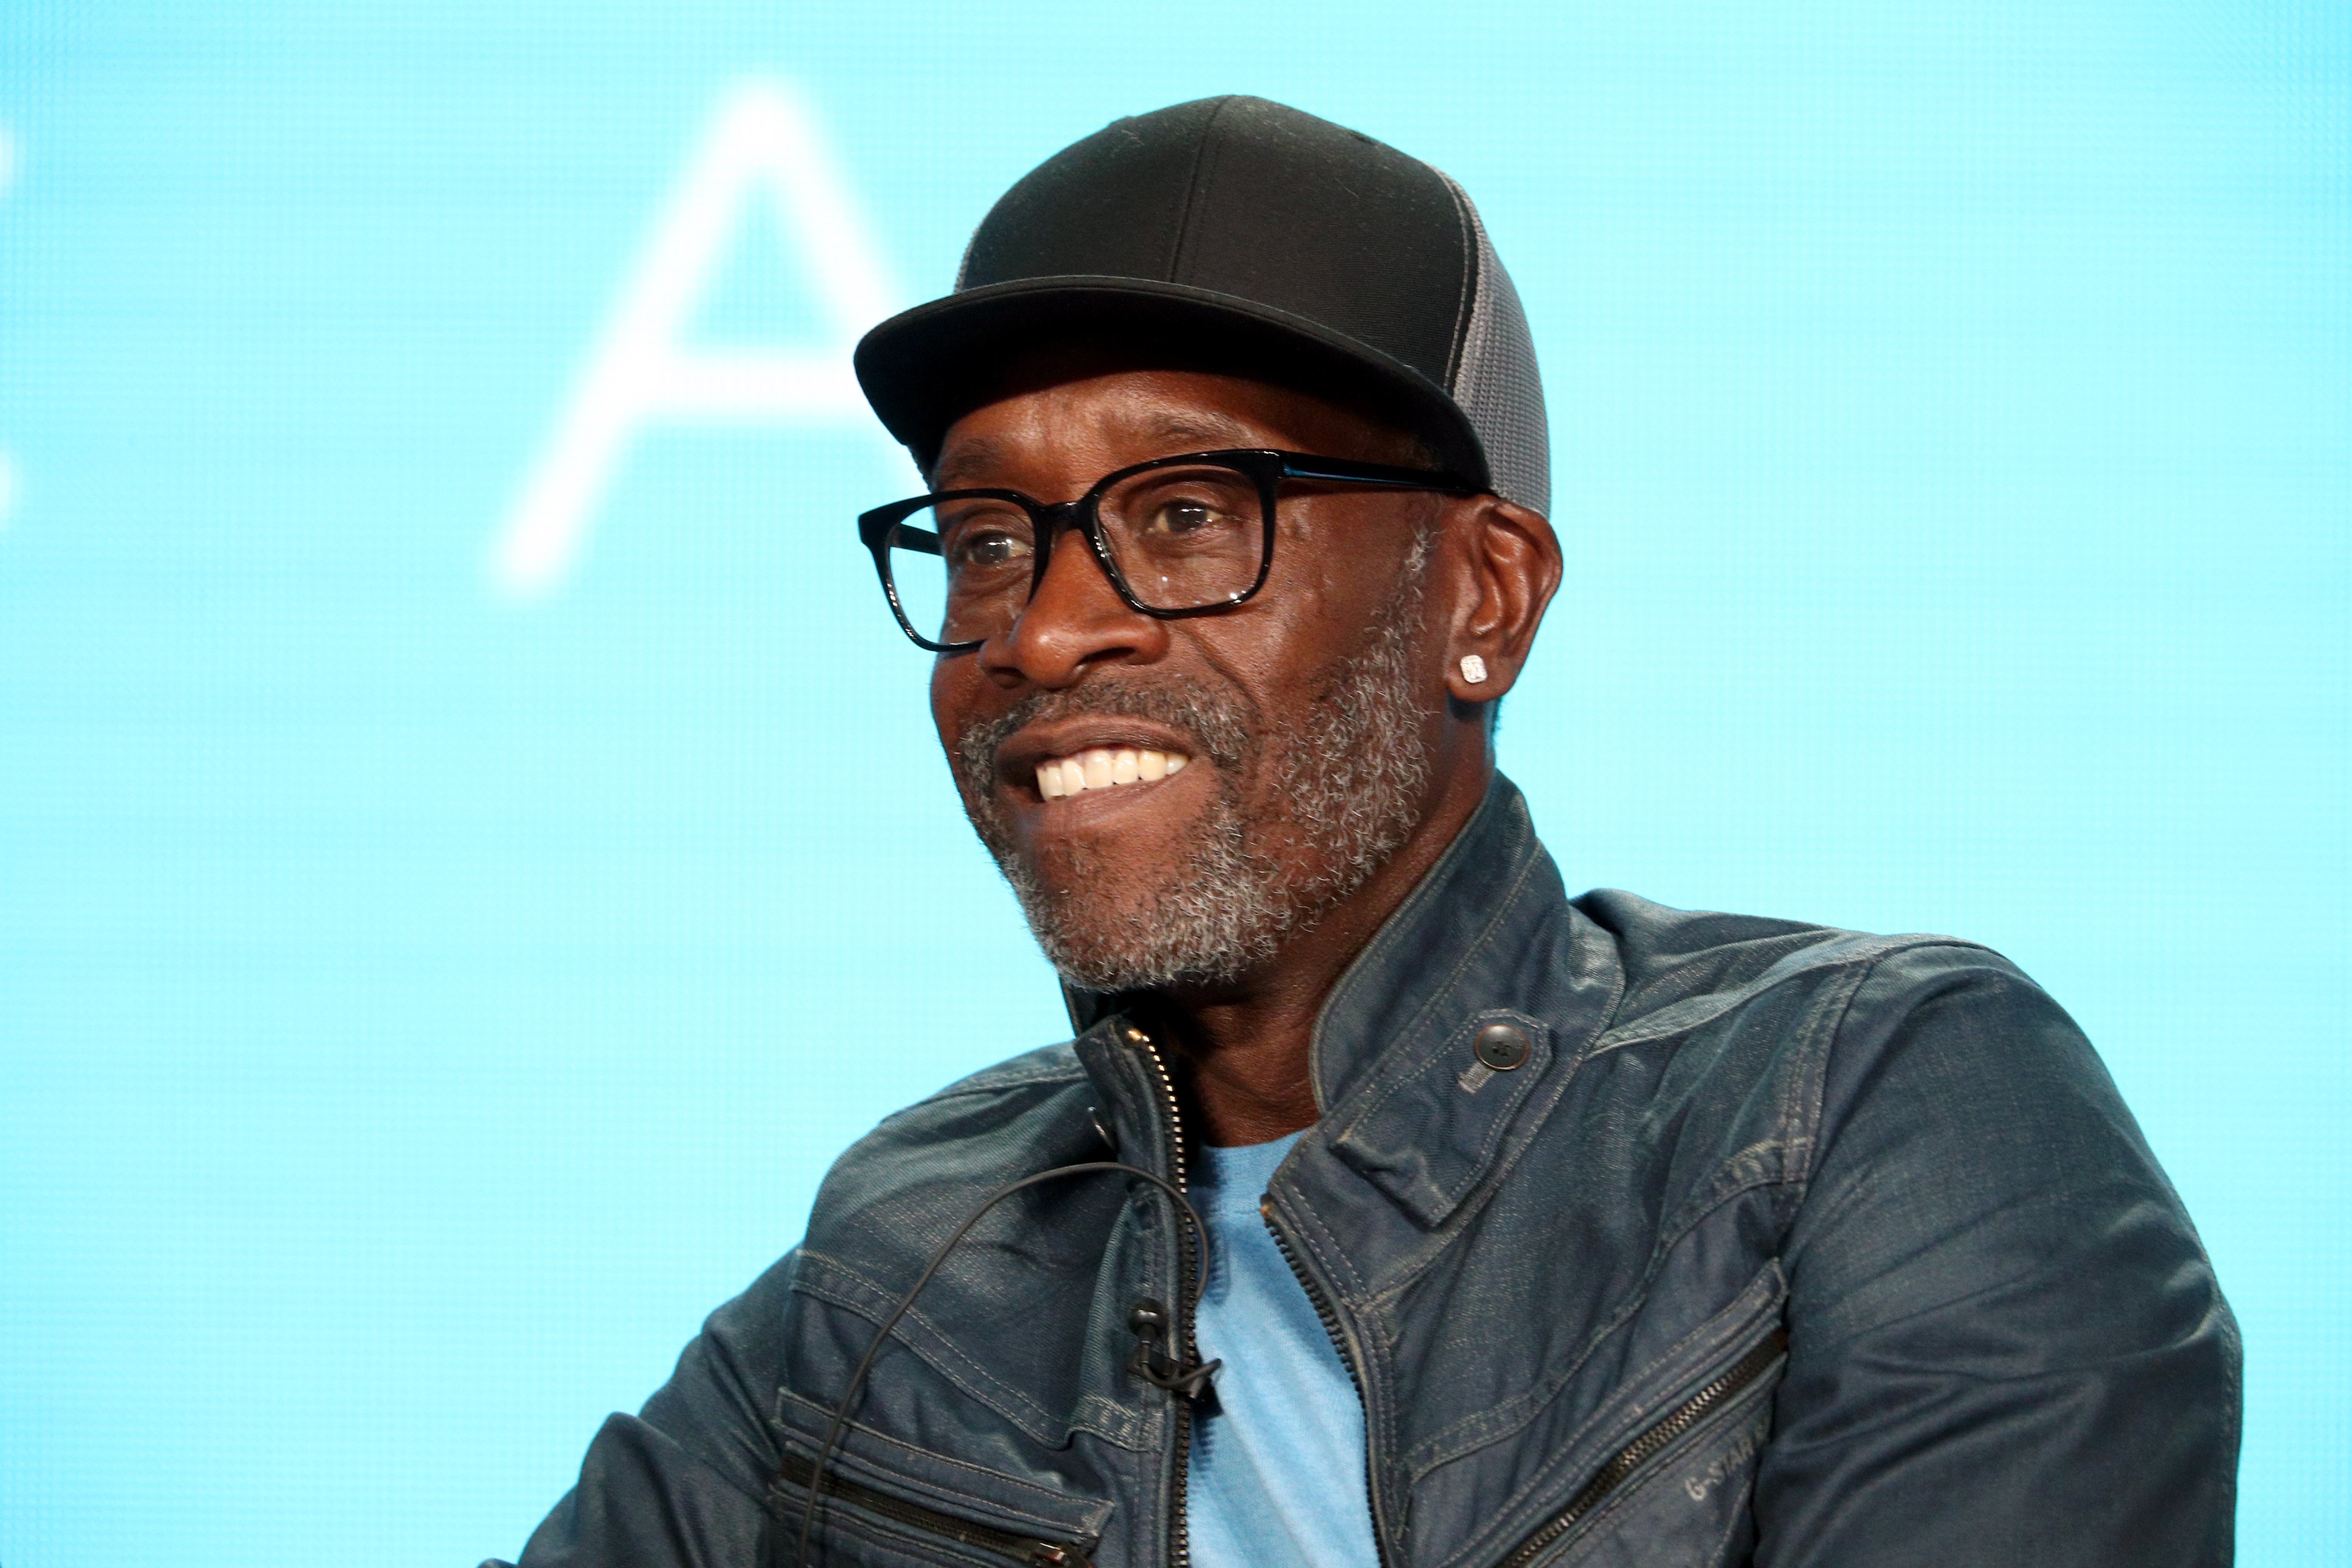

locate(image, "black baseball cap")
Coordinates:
854 96 1549 515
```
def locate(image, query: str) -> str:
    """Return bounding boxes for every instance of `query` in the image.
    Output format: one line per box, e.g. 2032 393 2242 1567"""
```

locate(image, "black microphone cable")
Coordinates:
791 1158 1215 1568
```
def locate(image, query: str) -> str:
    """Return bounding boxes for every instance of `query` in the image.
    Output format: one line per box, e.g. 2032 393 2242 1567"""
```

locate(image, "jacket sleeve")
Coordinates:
1752 944 2239 1566
486 1252 795 1568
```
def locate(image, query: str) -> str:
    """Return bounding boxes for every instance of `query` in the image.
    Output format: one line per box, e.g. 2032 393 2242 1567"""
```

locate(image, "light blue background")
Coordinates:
1 4 2343 1564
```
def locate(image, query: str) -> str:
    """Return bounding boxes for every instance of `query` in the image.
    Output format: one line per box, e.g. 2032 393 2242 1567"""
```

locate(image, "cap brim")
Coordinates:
853 276 1492 490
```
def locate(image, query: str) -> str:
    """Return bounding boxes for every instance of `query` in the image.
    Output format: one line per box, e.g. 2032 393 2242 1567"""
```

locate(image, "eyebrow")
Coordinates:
930 412 1263 491
931 437 1005 491
1136 410 1259 451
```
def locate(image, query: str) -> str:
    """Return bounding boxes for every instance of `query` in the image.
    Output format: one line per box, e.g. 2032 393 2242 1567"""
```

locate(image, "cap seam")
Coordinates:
1166 96 1237 287
1436 168 1479 391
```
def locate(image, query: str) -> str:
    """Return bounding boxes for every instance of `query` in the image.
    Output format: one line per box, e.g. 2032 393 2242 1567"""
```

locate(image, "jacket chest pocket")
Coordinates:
1494 1321 1786 1568
767 1399 1110 1568
768 1450 1097 1568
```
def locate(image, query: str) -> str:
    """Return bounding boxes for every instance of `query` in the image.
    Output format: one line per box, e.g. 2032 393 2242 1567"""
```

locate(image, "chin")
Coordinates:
1018 852 1167 942
1021 825 1176 886
1011 840 1292 994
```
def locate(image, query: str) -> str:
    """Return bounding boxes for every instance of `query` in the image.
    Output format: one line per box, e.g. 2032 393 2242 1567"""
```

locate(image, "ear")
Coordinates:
1439 494 1563 704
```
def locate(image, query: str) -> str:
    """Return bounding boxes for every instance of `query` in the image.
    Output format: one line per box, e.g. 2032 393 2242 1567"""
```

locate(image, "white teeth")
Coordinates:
1034 746 1193 798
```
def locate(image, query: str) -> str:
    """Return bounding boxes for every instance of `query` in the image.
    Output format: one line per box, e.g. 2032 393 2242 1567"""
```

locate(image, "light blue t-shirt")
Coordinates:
1186 1133 1379 1568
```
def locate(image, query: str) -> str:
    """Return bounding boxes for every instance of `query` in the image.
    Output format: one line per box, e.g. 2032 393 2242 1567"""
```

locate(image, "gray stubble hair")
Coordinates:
950 534 1437 992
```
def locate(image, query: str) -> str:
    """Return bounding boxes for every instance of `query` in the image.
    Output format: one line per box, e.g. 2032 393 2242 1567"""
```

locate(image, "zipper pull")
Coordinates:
1127 1298 1221 1399
1086 1104 1120 1155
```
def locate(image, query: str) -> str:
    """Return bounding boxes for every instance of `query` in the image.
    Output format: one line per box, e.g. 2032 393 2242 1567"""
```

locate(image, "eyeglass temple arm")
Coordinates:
860 510 943 554
1274 454 1478 492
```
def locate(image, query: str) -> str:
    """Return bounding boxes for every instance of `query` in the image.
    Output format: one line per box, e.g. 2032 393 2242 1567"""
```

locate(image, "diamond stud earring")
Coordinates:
1459 654 1488 685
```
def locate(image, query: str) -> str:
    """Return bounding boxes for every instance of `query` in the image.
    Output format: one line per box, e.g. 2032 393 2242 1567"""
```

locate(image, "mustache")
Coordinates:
952 673 1260 793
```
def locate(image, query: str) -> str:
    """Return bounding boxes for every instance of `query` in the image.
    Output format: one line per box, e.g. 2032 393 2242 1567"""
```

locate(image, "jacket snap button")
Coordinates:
1473 1022 1531 1071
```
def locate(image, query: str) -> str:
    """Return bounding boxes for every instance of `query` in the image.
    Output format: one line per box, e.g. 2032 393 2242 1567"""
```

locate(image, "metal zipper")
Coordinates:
774 1449 1093 1567
1493 1327 1790 1568
1261 1196 1395 1568
1124 1024 1197 1568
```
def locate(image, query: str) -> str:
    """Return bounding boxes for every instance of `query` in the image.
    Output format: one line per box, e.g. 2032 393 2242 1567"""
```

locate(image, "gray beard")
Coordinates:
950 551 1435 993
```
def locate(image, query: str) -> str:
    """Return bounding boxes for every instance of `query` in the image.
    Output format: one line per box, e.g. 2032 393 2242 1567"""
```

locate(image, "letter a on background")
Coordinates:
490 80 898 597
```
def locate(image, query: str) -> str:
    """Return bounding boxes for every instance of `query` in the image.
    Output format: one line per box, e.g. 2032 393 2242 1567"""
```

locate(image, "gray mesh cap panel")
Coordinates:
1438 173 1550 516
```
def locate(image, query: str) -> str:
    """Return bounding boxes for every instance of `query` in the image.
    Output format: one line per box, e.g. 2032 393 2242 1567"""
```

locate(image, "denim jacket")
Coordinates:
501 777 2238 1568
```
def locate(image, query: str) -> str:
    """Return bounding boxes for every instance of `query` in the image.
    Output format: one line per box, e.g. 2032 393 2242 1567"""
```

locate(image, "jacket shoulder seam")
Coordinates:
1590 935 1995 1055
919 1063 1089 1101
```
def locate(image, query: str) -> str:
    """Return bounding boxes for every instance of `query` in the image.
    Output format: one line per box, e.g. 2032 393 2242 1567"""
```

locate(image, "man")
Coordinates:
499 97 2237 1568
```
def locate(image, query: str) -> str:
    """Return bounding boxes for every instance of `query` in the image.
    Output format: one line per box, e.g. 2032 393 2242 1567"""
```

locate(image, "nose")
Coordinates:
980 522 1168 688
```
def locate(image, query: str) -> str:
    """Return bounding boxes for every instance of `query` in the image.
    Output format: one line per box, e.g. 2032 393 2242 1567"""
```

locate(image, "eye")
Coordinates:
950 529 1028 570
937 506 1034 574
1143 497 1238 537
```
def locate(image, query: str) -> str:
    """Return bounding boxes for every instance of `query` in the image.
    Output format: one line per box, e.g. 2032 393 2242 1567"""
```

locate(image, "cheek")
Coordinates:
929 657 973 748
1233 518 1427 682
928 658 1005 795
1282 508 1424 616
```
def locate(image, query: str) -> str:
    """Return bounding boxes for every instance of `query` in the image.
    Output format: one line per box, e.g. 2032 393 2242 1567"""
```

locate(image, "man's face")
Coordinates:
929 356 1454 993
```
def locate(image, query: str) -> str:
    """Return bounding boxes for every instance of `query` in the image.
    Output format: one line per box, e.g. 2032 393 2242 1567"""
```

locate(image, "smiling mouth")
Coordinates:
1034 746 1192 800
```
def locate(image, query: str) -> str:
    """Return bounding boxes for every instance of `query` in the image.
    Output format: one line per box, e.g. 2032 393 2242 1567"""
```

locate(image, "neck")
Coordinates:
1139 750 1494 1147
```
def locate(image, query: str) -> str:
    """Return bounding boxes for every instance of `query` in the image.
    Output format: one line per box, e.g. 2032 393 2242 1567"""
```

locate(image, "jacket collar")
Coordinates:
1303 773 1622 1227
1073 773 1622 1229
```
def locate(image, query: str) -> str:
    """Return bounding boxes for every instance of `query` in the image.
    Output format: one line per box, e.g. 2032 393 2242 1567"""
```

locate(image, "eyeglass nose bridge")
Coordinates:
1018 493 1123 610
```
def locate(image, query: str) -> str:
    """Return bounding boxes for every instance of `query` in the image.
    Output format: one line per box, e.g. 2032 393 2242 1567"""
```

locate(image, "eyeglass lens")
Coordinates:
885 462 1266 645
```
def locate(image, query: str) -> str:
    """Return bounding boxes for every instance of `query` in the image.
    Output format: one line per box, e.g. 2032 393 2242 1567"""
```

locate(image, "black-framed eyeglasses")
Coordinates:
858 448 1475 653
